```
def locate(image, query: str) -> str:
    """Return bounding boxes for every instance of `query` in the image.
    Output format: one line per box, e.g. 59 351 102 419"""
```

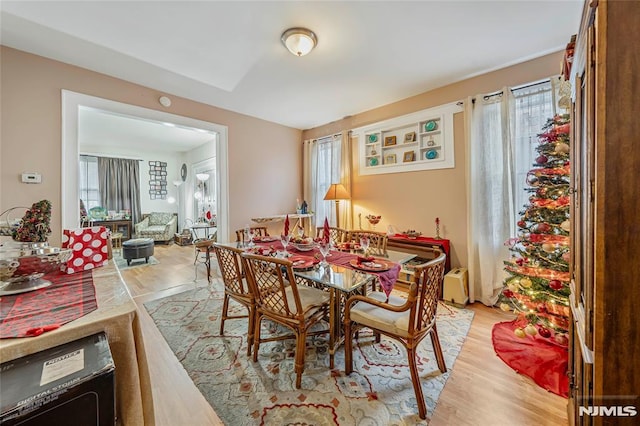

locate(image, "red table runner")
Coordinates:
0 270 97 338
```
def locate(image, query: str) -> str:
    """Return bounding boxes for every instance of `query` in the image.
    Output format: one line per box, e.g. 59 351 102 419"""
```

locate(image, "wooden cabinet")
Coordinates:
568 1 640 424
354 103 461 175
85 219 133 241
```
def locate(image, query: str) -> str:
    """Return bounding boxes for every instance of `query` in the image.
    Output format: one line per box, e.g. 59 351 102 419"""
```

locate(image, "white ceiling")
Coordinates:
78 107 216 153
1 1 583 131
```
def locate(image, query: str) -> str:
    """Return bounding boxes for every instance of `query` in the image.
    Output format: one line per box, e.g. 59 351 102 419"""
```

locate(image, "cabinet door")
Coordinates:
116 222 131 240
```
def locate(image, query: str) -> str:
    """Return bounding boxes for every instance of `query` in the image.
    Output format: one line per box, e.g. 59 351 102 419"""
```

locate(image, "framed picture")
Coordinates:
385 154 396 164
384 135 397 147
403 151 416 162
404 131 416 143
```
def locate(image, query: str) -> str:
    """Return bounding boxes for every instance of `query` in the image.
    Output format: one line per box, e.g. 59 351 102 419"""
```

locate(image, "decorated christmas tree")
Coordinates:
12 200 52 242
500 114 572 343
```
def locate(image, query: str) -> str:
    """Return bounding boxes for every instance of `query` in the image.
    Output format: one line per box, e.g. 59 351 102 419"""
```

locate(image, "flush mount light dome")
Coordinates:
281 27 317 57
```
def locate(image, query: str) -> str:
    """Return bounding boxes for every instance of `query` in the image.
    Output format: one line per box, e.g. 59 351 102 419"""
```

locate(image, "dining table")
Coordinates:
217 238 415 367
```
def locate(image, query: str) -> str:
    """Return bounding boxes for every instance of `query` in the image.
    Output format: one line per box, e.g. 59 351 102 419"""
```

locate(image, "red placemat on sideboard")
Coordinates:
0 270 97 338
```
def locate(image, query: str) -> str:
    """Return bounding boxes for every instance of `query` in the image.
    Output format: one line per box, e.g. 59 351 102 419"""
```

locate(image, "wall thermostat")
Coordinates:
21 172 42 184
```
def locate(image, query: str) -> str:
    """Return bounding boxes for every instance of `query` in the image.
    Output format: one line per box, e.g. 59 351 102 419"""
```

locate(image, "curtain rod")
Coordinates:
457 77 556 106
80 153 144 161
482 78 553 100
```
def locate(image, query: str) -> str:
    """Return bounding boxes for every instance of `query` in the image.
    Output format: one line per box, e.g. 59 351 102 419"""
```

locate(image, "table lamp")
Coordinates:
323 183 350 228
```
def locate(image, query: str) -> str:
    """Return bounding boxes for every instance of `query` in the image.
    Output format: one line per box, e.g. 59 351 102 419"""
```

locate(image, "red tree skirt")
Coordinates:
492 320 568 398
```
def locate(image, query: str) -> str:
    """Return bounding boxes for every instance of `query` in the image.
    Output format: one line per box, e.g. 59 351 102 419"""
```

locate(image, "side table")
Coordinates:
111 232 123 254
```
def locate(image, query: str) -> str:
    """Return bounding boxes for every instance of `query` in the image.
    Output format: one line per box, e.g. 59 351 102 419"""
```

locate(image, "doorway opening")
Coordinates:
61 90 229 241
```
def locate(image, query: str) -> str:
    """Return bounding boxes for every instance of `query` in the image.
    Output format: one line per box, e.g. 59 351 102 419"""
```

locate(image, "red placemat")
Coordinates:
0 270 97 338
329 250 400 296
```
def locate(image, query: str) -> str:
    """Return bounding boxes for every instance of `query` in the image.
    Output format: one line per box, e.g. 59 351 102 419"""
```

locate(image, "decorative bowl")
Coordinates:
0 243 72 295
404 230 422 239
292 242 315 252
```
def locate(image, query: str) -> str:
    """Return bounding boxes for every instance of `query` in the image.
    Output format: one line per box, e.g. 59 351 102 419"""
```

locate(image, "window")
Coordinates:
512 81 555 227
313 134 342 227
79 155 100 210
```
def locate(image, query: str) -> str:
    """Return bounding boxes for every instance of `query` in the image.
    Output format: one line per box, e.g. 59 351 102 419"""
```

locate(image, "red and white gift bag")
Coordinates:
62 226 109 273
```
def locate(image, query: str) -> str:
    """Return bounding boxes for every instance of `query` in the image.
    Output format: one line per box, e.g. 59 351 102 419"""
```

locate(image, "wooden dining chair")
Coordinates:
194 238 215 282
235 226 269 242
211 243 255 356
343 252 447 420
241 252 330 388
347 230 388 255
315 226 348 245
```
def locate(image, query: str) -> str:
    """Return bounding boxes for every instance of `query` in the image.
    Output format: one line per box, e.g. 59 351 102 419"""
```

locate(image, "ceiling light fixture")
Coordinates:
281 27 317 57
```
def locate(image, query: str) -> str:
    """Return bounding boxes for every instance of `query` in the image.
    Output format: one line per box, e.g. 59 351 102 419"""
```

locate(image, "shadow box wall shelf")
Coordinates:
353 102 462 176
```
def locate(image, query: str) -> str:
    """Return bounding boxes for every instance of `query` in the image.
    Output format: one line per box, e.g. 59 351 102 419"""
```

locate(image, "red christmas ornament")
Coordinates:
548 279 563 290
536 188 547 197
502 289 515 298
537 303 548 313
555 123 571 134
536 223 551 233
536 155 549 164
538 327 552 338
515 258 524 266
517 220 527 228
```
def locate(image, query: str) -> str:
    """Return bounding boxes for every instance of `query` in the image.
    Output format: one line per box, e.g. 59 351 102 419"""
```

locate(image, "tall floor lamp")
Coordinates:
323 183 350 228
172 180 183 229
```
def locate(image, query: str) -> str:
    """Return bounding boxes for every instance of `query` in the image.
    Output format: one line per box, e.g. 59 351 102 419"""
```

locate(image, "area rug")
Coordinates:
113 255 159 270
492 320 568 398
144 283 474 425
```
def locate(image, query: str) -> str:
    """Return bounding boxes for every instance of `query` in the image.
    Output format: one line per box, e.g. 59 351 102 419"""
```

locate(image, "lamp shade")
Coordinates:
324 183 350 201
195 173 210 182
281 27 317 57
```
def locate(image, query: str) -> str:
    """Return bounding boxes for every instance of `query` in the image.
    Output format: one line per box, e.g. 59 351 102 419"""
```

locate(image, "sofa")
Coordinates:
134 212 177 243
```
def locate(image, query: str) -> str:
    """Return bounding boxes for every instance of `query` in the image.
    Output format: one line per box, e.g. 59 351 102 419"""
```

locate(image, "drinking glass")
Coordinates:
318 240 331 266
281 234 291 255
245 228 255 247
359 236 370 256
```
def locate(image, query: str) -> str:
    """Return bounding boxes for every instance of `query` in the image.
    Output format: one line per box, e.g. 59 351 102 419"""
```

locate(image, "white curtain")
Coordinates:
302 133 345 230
511 80 555 233
465 80 557 305
339 132 353 230
465 88 516 305
303 138 318 224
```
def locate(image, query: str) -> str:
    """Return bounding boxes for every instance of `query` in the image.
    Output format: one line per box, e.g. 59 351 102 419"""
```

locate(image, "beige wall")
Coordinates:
1 47 302 245
303 51 564 269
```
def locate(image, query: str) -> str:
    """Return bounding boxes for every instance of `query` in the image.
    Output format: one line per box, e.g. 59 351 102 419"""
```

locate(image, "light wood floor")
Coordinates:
123 243 569 426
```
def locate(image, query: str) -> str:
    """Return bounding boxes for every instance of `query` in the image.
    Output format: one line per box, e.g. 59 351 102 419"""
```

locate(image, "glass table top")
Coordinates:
216 241 415 294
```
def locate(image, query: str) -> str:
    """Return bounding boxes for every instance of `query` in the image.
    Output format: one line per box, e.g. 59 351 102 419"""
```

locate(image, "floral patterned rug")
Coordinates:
144 282 474 425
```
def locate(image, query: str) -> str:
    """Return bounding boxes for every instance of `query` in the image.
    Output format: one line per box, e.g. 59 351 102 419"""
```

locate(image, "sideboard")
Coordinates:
388 234 451 273
84 219 132 241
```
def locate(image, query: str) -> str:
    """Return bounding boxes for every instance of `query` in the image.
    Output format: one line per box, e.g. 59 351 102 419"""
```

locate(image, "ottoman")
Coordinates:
122 238 154 265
